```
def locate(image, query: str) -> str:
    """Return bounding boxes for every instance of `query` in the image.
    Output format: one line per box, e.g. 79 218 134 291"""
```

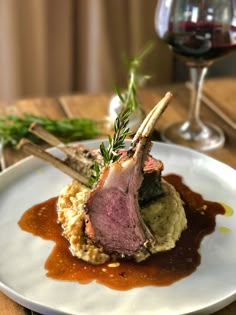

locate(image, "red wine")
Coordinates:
164 21 236 65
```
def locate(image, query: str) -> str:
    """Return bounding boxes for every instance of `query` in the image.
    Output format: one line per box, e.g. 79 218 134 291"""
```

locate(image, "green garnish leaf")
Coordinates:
90 42 154 184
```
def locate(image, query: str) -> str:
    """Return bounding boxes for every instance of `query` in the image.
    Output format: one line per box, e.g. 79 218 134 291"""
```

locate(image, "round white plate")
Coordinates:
0 140 235 315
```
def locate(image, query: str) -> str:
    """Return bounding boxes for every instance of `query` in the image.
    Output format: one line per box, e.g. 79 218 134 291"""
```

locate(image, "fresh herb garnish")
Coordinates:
0 114 100 147
89 107 131 185
101 107 131 165
114 41 153 112
90 42 153 185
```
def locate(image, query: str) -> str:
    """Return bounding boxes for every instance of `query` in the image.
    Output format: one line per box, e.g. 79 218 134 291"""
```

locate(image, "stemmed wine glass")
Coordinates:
155 0 236 151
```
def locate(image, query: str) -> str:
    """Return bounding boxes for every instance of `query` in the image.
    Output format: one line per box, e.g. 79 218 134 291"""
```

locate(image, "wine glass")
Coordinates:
155 0 236 151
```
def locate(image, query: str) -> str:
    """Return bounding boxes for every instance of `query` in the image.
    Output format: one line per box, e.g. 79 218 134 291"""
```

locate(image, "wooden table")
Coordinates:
0 78 235 314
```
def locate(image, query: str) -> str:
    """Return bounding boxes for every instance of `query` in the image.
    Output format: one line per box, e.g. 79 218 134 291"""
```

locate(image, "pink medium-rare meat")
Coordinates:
85 152 155 256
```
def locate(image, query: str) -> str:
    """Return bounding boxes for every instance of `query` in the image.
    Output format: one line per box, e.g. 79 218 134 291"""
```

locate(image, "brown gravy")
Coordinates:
18 174 225 290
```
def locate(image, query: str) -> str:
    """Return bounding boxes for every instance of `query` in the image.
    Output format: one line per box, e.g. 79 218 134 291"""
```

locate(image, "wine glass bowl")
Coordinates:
155 0 236 151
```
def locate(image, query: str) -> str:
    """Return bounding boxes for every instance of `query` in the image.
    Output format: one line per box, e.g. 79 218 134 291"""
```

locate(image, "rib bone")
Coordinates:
23 123 100 184
18 138 89 186
29 122 80 160
131 92 172 151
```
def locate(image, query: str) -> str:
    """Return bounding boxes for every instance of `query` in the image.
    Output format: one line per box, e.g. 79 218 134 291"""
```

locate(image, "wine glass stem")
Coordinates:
188 66 208 125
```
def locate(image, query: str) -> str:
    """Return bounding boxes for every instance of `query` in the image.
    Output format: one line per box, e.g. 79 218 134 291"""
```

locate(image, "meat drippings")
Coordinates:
18 174 225 290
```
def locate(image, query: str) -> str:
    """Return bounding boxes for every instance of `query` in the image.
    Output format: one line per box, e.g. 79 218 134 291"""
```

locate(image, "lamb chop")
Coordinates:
18 123 98 185
18 122 164 205
84 92 172 260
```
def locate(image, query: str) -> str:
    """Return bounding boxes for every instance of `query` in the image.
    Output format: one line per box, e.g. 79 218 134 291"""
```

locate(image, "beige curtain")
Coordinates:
0 0 172 101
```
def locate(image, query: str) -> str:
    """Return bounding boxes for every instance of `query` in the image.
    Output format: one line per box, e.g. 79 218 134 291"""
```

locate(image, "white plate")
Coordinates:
0 140 236 315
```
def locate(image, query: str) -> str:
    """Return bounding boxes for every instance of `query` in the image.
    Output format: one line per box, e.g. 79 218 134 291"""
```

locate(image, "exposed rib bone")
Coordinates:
129 92 172 164
18 138 89 186
131 91 172 147
142 92 172 136
29 122 79 159
29 122 62 146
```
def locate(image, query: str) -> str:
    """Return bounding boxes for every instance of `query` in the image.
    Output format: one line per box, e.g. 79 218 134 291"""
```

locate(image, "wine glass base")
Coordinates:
161 121 225 151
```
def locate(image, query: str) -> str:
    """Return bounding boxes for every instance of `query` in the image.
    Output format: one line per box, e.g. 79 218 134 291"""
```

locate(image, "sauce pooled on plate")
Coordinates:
18 174 225 290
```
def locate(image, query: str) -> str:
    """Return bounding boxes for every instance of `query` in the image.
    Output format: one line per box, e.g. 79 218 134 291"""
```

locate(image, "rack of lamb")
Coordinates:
19 92 187 265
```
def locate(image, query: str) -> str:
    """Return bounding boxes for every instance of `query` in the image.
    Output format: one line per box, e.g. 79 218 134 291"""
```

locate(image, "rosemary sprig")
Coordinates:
117 40 153 112
0 114 100 147
89 107 131 185
104 42 154 159
101 107 131 165
90 42 153 185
